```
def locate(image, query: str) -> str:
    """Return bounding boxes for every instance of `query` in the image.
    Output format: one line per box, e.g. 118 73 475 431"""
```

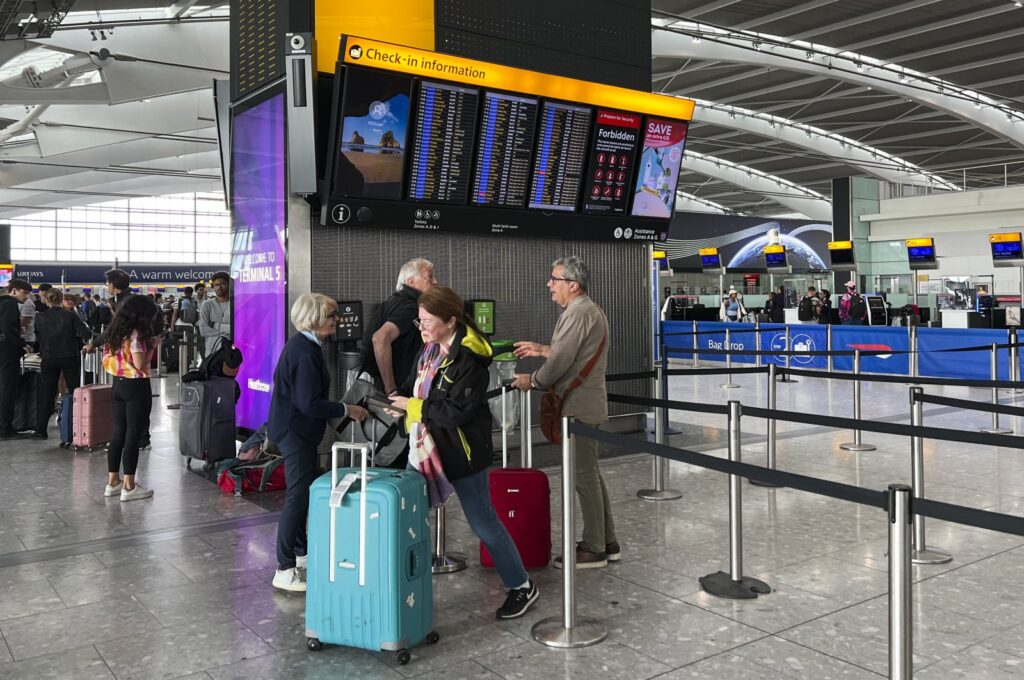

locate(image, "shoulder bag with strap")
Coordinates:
539 333 607 445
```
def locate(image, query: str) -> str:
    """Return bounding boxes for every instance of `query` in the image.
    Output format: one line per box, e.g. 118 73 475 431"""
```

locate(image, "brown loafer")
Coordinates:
606 542 621 562
553 542 608 569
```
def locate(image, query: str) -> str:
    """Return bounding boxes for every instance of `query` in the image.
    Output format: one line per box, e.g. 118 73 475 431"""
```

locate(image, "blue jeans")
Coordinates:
452 469 528 589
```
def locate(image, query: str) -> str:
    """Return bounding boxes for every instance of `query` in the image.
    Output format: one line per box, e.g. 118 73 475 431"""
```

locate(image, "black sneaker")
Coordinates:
139 437 151 450
496 580 539 620
606 542 621 562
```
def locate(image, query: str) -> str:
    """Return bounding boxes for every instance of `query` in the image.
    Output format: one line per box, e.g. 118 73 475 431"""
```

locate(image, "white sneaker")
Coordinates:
120 484 154 502
104 482 124 497
272 568 307 592
295 554 308 570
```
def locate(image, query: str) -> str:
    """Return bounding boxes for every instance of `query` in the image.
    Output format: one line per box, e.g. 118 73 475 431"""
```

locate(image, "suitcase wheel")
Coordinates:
396 649 411 665
306 638 322 652
426 631 440 645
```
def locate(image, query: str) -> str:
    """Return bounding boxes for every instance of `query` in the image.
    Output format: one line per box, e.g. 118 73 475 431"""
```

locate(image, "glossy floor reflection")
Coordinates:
2 368 1024 678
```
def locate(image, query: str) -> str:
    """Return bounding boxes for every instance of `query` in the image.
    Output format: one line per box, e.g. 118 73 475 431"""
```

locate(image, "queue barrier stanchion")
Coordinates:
888 484 913 680
980 343 1011 434
1008 329 1023 395
755 322 762 368
661 345 681 435
720 328 739 389
532 416 608 648
699 401 772 599
839 350 877 452
431 503 467 574
166 331 187 410
750 363 782 489
826 324 833 374
638 364 682 502
778 326 798 383
910 325 919 384
691 320 700 368
909 387 952 565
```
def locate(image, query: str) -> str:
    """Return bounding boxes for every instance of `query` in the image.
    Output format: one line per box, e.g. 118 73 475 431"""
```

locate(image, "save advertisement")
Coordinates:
630 118 688 219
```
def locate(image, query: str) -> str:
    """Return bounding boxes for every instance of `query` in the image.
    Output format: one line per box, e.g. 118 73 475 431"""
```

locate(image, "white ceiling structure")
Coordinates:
0 0 1022 220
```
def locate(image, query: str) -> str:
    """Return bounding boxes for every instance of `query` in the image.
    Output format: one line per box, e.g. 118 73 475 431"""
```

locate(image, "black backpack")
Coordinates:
849 294 867 320
797 296 815 321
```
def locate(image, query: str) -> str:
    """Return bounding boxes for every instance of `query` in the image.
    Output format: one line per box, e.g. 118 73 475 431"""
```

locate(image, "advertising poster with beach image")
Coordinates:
630 118 688 219
336 68 412 200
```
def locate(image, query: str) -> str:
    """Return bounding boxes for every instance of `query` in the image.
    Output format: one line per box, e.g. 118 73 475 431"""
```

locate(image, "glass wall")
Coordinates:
9 192 230 264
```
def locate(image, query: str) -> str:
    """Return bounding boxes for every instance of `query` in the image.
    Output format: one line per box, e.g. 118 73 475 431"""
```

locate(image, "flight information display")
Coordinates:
472 92 538 208
407 81 479 204
583 110 641 214
528 102 592 212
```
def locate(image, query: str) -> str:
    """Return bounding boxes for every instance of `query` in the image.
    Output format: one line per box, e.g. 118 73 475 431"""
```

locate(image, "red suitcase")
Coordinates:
480 467 551 569
73 384 114 451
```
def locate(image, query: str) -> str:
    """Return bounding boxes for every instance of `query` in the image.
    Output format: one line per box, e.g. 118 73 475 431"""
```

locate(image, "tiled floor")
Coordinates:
3 365 1024 678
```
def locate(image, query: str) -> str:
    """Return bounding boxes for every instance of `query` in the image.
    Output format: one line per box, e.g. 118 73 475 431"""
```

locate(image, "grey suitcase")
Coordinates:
179 377 236 469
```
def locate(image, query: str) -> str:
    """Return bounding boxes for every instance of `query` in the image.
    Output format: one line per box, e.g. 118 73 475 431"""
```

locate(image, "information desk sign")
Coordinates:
827 240 856 271
699 247 723 274
407 81 479 204
906 237 939 270
528 102 592 212
472 92 538 208
583 110 641 215
990 232 1024 268
764 244 790 273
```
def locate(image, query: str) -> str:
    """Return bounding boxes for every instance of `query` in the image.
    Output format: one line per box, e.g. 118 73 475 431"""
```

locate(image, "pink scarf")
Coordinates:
408 341 455 507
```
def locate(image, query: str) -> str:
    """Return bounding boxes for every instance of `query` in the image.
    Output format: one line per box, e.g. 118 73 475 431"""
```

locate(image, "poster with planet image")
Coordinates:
630 118 688 219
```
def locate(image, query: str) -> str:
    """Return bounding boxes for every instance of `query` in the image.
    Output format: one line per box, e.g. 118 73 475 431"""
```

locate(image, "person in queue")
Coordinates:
513 256 617 569
719 288 747 322
388 286 539 619
102 295 162 501
839 280 866 325
30 289 91 439
770 285 786 323
268 293 368 593
199 271 231 357
0 279 33 440
819 289 833 323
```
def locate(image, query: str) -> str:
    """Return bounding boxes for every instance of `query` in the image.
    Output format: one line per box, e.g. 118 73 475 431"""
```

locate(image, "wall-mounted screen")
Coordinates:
528 101 592 212
583 110 641 215
990 233 1023 266
764 245 788 270
827 240 855 267
0 264 12 288
907 244 936 262
334 67 413 200
699 247 722 271
407 81 479 204
631 118 688 218
472 92 538 208
230 90 287 432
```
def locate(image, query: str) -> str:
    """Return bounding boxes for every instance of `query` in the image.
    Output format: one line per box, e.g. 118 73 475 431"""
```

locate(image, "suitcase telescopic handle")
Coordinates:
330 441 371 587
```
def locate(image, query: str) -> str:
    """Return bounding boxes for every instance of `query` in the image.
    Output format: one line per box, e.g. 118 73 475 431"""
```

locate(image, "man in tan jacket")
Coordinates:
513 256 618 568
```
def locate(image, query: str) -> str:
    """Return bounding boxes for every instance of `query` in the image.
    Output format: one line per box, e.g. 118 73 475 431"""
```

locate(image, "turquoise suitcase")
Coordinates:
305 442 437 665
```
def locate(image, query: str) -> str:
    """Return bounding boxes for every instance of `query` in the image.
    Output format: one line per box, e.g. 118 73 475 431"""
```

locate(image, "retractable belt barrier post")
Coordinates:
532 416 607 648
721 328 739 389
778 325 798 383
431 503 467 574
980 343 1011 435
750 363 782 489
1008 329 1023 395
839 350 877 452
166 334 188 410
639 364 682 502
661 346 680 435
909 387 952 565
755 321 762 368
888 484 913 680
826 324 834 373
520 389 533 467
910 325 919 383
699 401 772 599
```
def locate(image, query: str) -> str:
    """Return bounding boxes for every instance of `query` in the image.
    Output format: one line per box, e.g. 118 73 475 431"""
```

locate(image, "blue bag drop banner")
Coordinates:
661 321 696 359
830 326 910 375
918 328 1010 380
697 321 756 364
759 324 827 370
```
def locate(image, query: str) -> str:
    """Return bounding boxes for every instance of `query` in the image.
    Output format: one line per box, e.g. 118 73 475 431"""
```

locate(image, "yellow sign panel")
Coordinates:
905 238 934 248
315 0 434 74
990 233 1022 243
340 35 695 120
828 240 853 250
698 247 719 256
652 251 667 259
763 244 785 254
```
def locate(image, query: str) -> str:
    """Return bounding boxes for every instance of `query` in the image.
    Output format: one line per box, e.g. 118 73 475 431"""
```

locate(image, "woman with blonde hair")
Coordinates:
268 293 368 592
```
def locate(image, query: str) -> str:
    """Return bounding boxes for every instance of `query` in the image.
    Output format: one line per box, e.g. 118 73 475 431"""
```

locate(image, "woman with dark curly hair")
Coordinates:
100 294 162 501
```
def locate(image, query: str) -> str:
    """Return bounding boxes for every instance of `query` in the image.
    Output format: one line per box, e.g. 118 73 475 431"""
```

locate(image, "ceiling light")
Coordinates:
692 35 701 44
805 51 814 59
753 41 761 51
855 62 863 72
975 100 982 108
1015 1 1023 8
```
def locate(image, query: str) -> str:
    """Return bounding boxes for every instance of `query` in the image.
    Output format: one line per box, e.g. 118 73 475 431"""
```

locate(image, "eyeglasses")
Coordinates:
548 276 575 284
413 318 439 330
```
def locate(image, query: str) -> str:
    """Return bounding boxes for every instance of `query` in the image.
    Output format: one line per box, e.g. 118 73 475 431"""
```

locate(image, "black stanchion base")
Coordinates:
777 377 798 383
749 478 782 489
699 571 772 599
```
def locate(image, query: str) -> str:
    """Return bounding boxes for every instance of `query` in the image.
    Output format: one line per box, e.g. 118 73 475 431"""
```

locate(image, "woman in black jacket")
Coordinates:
389 287 539 620
268 293 367 593
30 288 91 439
770 285 786 323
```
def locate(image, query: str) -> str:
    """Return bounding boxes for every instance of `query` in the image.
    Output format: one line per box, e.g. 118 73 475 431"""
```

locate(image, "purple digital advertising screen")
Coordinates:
230 92 286 431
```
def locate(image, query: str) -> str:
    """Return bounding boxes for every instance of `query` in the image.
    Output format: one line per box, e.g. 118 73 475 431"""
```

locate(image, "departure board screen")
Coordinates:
583 110 641 214
407 81 479 204
528 102 592 212
472 92 538 208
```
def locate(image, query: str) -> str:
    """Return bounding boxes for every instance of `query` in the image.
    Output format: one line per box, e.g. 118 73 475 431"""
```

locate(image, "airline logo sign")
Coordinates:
770 332 816 365
848 343 893 360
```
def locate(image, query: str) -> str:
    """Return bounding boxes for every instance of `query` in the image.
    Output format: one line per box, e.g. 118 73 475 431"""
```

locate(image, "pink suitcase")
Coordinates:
73 384 114 451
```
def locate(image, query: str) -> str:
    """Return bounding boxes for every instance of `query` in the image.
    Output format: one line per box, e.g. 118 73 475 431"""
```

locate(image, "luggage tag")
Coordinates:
329 473 360 508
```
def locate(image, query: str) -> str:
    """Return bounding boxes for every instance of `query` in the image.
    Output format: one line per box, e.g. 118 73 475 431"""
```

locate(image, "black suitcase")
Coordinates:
179 377 236 469
162 332 180 373
12 369 40 432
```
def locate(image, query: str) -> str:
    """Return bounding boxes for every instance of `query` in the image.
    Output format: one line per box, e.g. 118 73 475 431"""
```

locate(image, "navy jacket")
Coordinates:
0 295 22 355
268 333 348 454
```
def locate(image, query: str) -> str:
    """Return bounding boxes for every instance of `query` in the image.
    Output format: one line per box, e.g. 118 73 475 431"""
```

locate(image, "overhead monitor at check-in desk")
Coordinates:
699 247 722 273
906 237 939 270
990 232 1024 267
827 240 856 272
763 244 790 273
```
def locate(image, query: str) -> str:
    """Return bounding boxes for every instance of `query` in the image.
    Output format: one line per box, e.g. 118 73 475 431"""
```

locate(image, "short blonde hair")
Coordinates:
290 293 337 332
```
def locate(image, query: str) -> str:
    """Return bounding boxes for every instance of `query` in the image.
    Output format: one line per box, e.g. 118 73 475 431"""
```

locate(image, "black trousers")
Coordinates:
107 377 153 476
0 350 20 434
276 443 318 570
37 355 80 433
